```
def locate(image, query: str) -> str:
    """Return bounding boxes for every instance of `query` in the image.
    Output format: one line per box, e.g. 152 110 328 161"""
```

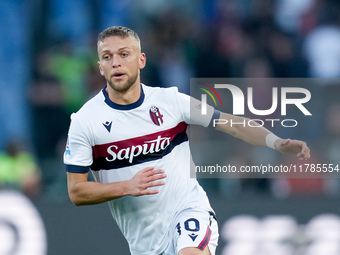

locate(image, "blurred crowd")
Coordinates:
1 0 340 201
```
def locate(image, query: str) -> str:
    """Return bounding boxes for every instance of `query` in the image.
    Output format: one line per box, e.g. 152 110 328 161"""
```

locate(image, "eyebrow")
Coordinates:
117 47 132 51
100 47 132 54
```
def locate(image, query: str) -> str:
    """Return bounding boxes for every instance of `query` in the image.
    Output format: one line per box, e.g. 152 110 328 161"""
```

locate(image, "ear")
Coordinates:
98 61 104 76
139 53 146 69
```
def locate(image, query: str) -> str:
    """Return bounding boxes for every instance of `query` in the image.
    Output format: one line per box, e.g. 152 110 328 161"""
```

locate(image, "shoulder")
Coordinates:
142 84 182 101
66 89 107 133
72 89 105 118
142 84 191 107
142 84 179 94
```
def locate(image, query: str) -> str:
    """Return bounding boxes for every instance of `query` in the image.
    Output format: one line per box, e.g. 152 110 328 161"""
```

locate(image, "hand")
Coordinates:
127 167 167 196
275 138 310 160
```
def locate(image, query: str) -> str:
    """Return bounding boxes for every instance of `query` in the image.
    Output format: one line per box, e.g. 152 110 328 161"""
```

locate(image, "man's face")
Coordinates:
97 36 146 93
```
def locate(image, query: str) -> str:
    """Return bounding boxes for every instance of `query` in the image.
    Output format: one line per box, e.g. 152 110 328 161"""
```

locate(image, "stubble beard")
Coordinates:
107 71 139 94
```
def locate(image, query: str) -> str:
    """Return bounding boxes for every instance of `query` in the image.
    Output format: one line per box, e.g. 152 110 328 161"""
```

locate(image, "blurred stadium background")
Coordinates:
1 0 340 254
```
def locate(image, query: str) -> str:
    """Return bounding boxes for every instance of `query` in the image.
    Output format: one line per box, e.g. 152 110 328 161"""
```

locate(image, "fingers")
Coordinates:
278 139 311 160
285 139 310 160
140 167 166 178
147 168 166 178
133 167 167 196
140 180 166 195
297 142 311 160
140 167 167 182
144 169 166 188
140 166 156 173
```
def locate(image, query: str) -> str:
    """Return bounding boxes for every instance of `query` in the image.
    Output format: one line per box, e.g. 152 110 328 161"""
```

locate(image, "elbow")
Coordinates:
71 200 83 207
69 194 81 206
68 191 86 206
70 198 87 206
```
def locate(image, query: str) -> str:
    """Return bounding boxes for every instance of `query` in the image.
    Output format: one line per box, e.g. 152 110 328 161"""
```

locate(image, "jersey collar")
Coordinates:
102 84 145 110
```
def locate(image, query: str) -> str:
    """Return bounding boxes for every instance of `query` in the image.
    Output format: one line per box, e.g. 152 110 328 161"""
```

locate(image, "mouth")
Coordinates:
112 72 125 79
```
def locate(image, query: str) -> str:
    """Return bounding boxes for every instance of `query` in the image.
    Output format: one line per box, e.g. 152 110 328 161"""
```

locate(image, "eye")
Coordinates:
121 52 129 58
103 54 111 60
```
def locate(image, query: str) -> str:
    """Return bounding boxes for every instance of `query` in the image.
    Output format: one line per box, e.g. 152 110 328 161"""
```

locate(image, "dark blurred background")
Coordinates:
1 0 340 254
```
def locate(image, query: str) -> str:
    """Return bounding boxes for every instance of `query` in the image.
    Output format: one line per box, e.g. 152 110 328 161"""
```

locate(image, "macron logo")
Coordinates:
188 233 198 241
103 121 112 132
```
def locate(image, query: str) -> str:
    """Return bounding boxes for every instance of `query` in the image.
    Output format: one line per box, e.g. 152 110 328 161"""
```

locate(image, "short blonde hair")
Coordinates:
97 26 141 49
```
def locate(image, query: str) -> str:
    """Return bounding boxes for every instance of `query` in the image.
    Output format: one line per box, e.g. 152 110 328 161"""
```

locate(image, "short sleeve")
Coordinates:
176 91 215 127
63 113 92 173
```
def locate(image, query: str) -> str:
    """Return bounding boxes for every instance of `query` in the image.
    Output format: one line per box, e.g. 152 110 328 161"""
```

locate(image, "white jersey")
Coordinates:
64 84 216 255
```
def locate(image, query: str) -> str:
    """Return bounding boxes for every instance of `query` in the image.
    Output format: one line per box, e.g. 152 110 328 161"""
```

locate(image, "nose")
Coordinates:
112 54 121 67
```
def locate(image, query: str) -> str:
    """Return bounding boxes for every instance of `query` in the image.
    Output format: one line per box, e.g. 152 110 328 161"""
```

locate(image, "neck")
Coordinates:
106 82 141 105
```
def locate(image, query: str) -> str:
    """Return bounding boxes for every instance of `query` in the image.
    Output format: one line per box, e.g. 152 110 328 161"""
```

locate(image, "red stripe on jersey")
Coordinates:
92 121 188 159
198 226 212 250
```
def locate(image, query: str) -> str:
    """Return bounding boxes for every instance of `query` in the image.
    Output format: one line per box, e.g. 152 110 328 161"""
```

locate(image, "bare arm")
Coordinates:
67 167 166 206
215 112 310 160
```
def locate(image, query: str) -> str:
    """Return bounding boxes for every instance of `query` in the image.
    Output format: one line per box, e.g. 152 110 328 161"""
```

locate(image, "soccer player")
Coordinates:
64 26 310 255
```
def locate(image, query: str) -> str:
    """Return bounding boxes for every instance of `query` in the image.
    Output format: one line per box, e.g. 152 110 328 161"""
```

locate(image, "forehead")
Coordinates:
97 36 140 53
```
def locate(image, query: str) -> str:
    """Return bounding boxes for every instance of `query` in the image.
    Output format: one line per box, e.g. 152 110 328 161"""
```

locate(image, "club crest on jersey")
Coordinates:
149 106 164 126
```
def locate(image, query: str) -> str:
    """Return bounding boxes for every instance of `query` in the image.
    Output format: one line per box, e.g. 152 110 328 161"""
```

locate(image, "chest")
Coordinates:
89 102 183 146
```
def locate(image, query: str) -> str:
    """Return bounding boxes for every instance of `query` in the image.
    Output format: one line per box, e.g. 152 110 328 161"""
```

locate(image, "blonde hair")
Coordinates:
97 26 141 49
